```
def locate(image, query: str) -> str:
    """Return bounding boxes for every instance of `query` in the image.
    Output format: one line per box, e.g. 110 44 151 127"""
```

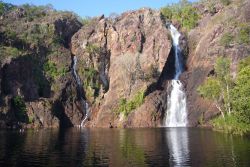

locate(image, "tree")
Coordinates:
214 57 232 114
231 62 250 124
198 57 232 118
197 77 225 117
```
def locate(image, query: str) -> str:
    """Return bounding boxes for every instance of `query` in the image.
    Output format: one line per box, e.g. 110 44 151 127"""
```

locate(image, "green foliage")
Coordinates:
214 57 231 84
116 90 145 116
231 61 250 124
197 77 220 100
199 57 250 135
19 23 57 48
238 56 250 72
43 60 66 80
0 46 24 60
21 4 53 21
85 44 100 55
44 61 58 79
220 33 234 47
0 1 14 15
160 0 200 31
207 2 216 14
12 96 27 122
238 23 250 44
220 0 231 6
212 115 250 135
198 57 231 103
80 16 92 25
82 67 100 99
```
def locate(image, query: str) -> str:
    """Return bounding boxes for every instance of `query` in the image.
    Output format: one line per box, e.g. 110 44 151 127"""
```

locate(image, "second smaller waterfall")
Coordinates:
72 56 90 127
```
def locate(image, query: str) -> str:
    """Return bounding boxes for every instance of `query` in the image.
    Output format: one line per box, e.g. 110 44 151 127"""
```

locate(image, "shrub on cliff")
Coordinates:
12 96 28 122
117 90 145 116
220 32 234 47
21 4 53 21
238 23 250 44
161 0 199 31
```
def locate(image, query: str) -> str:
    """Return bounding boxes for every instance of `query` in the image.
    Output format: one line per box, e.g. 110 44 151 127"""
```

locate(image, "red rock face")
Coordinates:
71 8 172 127
182 0 250 126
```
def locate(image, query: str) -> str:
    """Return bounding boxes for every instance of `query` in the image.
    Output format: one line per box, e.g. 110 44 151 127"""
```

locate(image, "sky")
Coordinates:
3 0 197 17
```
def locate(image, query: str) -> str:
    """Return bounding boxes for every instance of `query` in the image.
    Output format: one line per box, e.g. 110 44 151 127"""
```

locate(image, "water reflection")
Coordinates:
166 128 190 167
0 128 250 167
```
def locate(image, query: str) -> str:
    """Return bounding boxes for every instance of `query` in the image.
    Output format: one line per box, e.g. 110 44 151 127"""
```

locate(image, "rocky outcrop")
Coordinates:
71 8 172 127
182 0 250 126
0 6 83 129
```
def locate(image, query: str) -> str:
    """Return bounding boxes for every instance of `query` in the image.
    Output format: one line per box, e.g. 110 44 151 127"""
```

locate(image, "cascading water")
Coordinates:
72 56 90 127
164 25 188 127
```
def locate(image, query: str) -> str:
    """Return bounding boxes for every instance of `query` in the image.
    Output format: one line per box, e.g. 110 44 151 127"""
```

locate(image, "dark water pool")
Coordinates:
0 128 249 167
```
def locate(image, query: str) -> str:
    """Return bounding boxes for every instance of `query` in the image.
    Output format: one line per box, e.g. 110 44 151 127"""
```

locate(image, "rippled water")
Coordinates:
0 128 250 167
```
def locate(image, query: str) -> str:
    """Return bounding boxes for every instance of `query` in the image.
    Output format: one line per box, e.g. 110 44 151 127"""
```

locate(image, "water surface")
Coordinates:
0 128 249 167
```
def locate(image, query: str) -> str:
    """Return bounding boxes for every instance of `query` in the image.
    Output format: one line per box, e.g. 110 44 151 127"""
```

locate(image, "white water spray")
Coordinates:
72 56 90 127
164 25 188 127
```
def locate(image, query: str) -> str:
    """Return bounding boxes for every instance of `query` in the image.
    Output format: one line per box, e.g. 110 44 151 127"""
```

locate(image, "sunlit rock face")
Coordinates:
181 0 250 126
71 8 173 127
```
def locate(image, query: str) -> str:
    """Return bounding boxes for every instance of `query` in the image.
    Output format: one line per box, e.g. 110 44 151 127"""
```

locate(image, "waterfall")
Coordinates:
164 25 188 127
72 56 90 127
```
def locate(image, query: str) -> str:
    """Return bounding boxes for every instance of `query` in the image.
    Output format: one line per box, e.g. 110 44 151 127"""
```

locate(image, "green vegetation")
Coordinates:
82 67 100 99
212 115 250 136
220 32 234 47
79 16 92 26
160 0 200 31
0 1 14 15
198 57 232 117
85 44 100 55
220 0 231 6
198 57 250 135
231 62 250 125
116 90 145 116
0 46 24 60
44 61 66 81
238 23 250 44
21 4 53 21
12 96 27 122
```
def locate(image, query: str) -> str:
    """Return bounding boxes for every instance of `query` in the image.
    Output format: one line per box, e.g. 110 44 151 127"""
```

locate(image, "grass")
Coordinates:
211 114 250 136
43 60 67 81
116 90 145 116
238 23 250 44
220 32 234 47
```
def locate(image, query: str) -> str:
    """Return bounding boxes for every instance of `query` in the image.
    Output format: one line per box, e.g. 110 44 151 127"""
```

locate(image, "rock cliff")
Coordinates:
0 0 249 128
71 8 173 127
182 0 250 126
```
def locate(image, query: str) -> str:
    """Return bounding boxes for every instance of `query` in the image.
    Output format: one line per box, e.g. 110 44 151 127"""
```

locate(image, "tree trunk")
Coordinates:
215 102 225 119
226 84 231 114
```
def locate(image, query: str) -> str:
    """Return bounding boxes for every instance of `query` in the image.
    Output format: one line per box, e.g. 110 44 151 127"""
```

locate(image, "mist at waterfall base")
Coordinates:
164 25 188 127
